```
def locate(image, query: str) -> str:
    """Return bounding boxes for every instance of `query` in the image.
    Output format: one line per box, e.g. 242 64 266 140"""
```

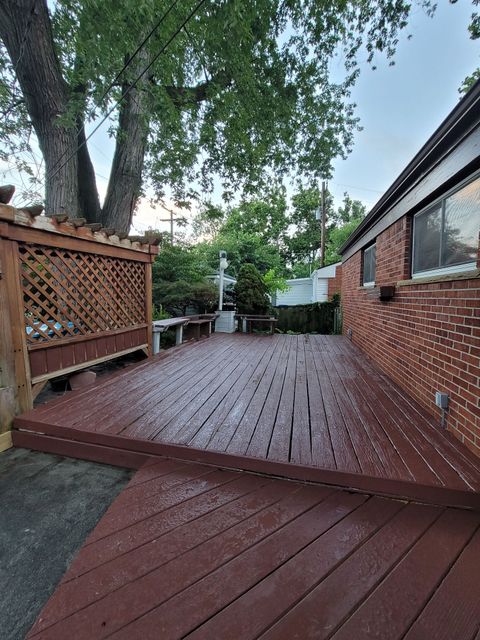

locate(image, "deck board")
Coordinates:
26 458 480 640
14 333 480 506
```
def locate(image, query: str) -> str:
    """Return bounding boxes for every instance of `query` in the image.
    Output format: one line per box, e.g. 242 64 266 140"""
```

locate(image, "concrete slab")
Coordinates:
0 448 132 640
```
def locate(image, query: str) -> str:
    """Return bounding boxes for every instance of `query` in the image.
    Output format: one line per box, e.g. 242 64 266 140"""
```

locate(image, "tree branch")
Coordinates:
164 69 232 107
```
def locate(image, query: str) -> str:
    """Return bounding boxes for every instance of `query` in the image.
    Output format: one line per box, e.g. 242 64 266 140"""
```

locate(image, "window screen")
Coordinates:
363 244 376 285
413 176 480 276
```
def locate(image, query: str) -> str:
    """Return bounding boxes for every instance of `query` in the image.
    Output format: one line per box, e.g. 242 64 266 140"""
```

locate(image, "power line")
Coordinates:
45 0 182 179
332 181 383 194
94 0 181 109
45 0 209 186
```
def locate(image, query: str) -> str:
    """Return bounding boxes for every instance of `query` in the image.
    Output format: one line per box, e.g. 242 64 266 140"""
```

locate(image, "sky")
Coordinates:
1 1 479 235
328 1 479 210
130 0 479 232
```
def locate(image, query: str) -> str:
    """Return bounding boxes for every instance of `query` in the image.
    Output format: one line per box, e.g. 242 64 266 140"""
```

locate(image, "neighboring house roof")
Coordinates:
285 277 313 284
206 272 237 285
284 264 340 286
339 78 480 260
311 262 341 278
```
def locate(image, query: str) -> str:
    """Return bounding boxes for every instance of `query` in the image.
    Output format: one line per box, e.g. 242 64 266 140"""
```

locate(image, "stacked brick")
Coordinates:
342 220 480 456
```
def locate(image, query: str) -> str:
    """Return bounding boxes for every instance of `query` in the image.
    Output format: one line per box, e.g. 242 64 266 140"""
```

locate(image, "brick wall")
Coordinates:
342 217 480 457
327 266 342 300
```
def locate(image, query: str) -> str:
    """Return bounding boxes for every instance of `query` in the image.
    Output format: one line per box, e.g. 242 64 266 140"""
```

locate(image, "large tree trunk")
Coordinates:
0 0 79 216
101 54 150 232
1 2 150 230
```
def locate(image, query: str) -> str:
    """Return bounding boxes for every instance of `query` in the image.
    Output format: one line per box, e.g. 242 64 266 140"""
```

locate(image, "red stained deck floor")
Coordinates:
26 457 480 640
14 334 480 507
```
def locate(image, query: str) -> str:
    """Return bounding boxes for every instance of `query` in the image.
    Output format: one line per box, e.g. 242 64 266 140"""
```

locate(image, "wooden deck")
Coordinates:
14 334 480 508
26 457 480 640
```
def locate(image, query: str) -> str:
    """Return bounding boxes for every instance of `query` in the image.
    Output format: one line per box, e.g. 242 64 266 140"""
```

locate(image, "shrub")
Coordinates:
234 263 270 315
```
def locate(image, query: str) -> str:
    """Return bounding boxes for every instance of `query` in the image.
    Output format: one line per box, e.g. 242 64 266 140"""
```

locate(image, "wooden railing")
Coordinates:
0 191 158 438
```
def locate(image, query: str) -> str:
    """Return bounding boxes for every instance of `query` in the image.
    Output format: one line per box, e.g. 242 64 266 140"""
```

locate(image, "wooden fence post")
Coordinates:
145 256 153 356
0 240 16 443
0 237 32 417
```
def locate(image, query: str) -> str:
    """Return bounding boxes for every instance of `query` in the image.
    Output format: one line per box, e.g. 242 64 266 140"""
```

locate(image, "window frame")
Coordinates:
362 242 376 287
412 173 480 279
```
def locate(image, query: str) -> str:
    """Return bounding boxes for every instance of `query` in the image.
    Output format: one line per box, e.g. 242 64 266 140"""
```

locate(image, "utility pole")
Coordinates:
218 251 228 311
157 203 187 243
320 180 327 268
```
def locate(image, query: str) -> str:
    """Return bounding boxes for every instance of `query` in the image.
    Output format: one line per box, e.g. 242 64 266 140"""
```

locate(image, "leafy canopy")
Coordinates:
1 0 439 205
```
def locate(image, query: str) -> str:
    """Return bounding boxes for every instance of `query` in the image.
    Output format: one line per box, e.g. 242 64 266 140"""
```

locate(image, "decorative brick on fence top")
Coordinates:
342 220 480 457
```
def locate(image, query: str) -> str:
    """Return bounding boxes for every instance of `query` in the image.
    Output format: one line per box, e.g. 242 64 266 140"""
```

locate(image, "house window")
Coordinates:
363 244 376 286
412 176 480 277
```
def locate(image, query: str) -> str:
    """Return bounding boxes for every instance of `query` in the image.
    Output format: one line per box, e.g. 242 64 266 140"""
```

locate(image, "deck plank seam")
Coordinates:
313 337 368 474
29 483 316 638
398 520 480 640
324 509 479 640
310 336 362 473
183 495 407 640
81 469 248 547
178 336 274 446
95 487 347 640
343 337 480 482
266 335 295 461
62 475 279 585
320 341 387 476
203 336 284 452
331 336 459 487
239 337 290 457
246 499 423 640
189 337 278 450
114 340 242 437
304 336 337 469
149 335 262 442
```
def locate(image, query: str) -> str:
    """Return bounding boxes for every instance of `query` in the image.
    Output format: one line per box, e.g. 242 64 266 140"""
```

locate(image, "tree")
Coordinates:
324 194 366 264
194 231 285 277
282 189 366 274
234 263 270 315
151 240 217 315
1 0 438 230
282 186 324 273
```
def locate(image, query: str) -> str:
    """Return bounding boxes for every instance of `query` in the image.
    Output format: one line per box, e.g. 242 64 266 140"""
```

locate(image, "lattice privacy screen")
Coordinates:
19 243 147 344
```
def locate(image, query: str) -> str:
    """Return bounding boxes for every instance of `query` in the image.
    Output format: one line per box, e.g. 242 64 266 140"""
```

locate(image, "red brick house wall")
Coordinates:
342 219 480 456
328 266 342 299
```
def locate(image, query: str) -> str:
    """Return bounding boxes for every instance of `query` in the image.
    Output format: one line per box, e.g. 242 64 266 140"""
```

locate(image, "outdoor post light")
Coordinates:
218 250 228 311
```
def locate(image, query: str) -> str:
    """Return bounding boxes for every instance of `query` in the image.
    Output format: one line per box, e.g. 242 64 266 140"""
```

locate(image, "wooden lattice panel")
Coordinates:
19 243 146 344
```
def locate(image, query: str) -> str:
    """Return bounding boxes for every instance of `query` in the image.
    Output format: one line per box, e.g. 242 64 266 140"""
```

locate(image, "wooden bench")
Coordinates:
183 314 219 341
236 314 278 335
152 317 190 353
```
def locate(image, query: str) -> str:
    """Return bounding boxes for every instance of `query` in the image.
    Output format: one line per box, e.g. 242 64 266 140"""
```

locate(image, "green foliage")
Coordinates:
154 279 218 315
281 186 323 272
1 0 450 204
281 188 366 272
275 302 337 334
263 269 290 295
194 229 285 278
152 241 208 284
459 68 480 94
152 241 217 315
234 263 270 315
152 304 171 320
324 217 364 265
191 188 288 278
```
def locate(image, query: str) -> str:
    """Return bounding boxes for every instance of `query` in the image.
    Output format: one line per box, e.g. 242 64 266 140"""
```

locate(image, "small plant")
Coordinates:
152 304 171 321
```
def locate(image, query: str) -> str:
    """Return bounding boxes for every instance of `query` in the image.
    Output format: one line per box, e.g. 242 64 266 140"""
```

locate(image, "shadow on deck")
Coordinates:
14 333 480 509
